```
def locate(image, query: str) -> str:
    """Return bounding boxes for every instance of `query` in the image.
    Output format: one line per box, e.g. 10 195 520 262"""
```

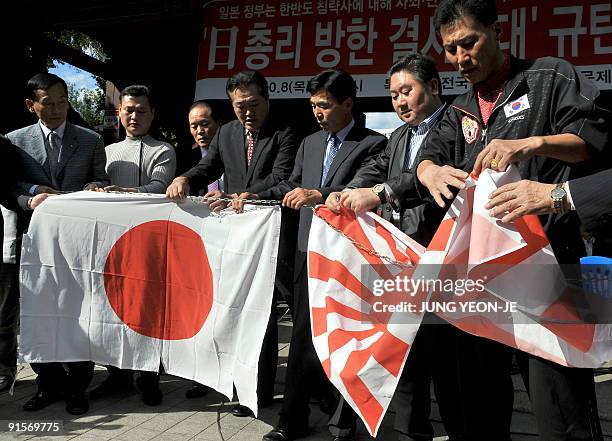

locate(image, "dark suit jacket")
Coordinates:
570 168 612 231
0 135 22 253
258 124 387 275
346 112 446 246
182 119 299 195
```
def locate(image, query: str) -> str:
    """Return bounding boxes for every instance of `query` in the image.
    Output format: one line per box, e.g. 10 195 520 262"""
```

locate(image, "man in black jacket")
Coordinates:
0 135 21 393
235 69 386 441
413 0 609 440
326 54 461 441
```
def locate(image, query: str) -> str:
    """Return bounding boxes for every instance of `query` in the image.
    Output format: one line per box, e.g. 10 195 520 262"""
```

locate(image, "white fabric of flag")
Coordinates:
20 192 280 415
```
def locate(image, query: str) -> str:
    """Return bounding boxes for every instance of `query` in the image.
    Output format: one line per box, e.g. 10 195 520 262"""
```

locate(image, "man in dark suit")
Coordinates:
6 72 109 415
326 55 463 441
167 70 299 416
176 100 224 179
0 135 22 393
234 69 386 441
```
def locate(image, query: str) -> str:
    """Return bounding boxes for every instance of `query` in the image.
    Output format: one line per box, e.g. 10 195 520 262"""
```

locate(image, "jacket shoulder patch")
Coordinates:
461 116 479 144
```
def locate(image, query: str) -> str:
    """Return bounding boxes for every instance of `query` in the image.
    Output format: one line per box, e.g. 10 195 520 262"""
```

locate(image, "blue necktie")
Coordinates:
321 134 340 185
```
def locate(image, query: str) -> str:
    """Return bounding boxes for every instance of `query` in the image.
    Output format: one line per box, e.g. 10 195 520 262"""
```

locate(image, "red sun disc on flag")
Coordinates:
103 220 213 340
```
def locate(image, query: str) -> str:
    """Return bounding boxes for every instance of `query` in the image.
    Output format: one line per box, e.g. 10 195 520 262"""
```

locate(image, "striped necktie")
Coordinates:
321 134 340 185
247 130 257 165
48 131 61 180
207 180 219 193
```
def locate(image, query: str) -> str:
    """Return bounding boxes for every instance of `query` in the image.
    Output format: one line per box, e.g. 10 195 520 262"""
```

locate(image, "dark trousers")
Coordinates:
452 329 514 441
31 361 94 396
394 319 463 441
255 209 298 405
517 352 603 441
104 365 160 390
257 286 278 404
279 263 355 436
0 262 19 377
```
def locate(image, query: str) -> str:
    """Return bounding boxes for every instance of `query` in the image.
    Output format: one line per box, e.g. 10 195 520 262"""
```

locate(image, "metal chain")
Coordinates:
309 207 414 269
71 191 410 267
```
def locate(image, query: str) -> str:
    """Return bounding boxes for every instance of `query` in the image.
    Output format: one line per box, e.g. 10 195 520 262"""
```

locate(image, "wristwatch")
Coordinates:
26 196 34 210
372 183 386 203
550 182 567 214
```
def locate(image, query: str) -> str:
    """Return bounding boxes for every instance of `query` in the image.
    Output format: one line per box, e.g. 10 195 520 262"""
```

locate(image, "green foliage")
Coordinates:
46 30 108 61
68 82 105 129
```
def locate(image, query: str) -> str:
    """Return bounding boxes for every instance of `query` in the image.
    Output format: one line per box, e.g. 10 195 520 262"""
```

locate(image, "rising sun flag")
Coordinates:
308 166 612 436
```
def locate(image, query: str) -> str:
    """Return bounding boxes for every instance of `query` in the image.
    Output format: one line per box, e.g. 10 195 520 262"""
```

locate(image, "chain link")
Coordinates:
310 207 414 269
66 191 409 267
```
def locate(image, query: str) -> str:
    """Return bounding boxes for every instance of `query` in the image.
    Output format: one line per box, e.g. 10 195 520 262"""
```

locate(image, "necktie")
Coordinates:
48 131 61 178
207 180 219 193
321 134 340 185
247 130 257 166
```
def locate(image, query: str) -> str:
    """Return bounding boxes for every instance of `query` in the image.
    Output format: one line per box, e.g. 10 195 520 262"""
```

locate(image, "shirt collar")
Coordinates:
413 103 446 132
328 118 354 143
39 120 66 140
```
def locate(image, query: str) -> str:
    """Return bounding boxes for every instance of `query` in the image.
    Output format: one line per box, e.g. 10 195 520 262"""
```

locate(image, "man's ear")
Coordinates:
343 97 353 112
25 99 35 114
429 78 440 96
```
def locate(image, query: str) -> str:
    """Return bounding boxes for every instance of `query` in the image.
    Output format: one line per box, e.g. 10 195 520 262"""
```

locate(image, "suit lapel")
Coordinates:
312 131 327 187
322 126 361 186
56 122 78 175
24 125 52 180
389 124 411 178
231 126 248 184
245 125 271 185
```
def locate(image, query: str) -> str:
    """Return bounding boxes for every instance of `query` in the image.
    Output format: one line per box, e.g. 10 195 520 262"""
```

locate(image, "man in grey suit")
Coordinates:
7 72 109 415
234 69 386 441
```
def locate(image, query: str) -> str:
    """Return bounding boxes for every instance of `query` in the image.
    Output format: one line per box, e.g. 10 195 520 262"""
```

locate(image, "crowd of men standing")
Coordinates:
1 0 611 440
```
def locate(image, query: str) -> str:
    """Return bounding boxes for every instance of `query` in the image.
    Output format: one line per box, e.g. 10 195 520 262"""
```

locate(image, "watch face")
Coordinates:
373 183 385 194
551 187 566 199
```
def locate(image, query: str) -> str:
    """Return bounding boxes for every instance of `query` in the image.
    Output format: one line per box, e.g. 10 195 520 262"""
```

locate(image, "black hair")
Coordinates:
433 0 498 33
189 100 221 122
388 53 443 97
226 70 269 100
26 73 69 101
306 69 356 104
120 84 155 109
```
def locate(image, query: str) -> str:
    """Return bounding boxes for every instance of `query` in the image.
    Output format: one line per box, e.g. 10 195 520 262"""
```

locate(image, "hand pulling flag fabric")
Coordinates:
308 166 612 436
19 192 281 415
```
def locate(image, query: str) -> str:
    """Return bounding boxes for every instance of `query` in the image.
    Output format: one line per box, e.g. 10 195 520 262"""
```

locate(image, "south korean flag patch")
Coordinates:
461 116 479 144
504 94 530 118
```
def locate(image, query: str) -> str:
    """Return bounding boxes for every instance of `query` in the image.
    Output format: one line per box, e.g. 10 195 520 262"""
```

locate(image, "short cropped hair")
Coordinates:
388 53 443 97
189 100 221 121
433 0 498 33
120 84 155 109
226 70 269 100
306 69 356 104
26 73 69 101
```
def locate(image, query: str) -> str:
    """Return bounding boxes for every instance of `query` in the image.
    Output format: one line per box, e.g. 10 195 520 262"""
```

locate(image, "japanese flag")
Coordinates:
19 192 280 414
